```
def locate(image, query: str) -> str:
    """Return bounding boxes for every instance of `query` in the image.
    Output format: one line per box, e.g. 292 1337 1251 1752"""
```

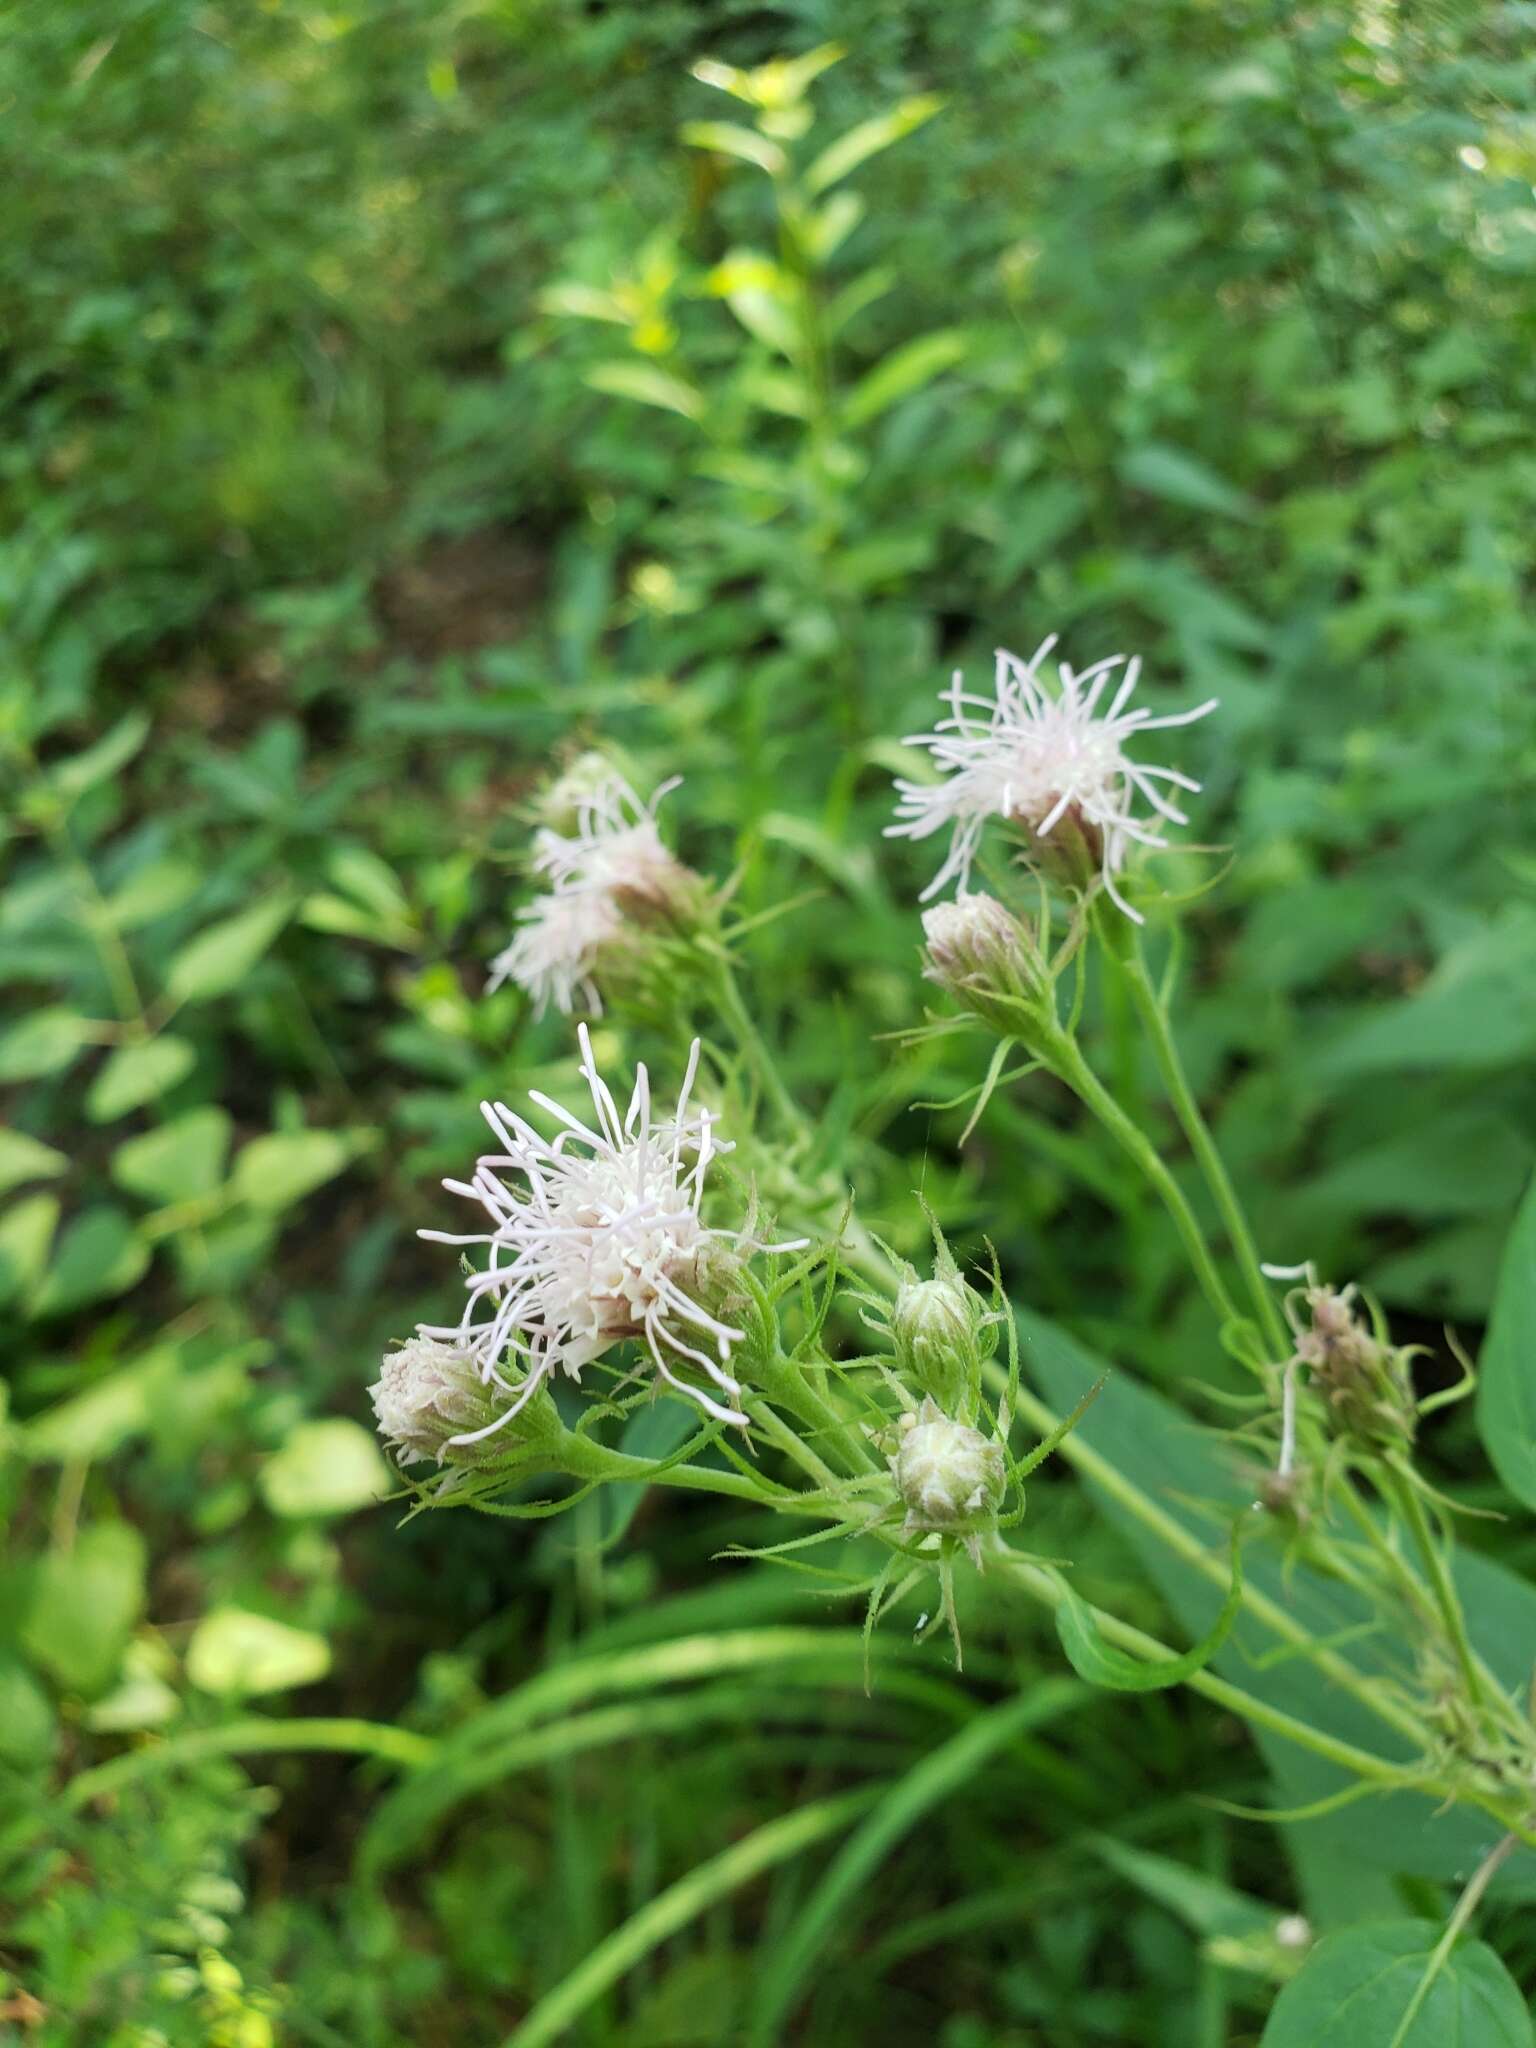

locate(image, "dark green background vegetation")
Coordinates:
3 2 1535 2041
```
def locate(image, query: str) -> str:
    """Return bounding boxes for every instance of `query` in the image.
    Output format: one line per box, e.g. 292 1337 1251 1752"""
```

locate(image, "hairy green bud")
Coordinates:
887 1397 1005 1544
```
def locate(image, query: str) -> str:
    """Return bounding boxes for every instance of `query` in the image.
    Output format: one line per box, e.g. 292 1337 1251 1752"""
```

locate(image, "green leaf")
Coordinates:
30 1205 151 1315
584 361 705 421
721 286 799 359
0 1194 60 1307
163 893 294 1005
1319 921 1536 1077
0 1127 67 1197
0 1007 94 1083
1259 1921 1532 2046
47 710 151 799
22 1523 147 1698
25 1345 181 1463
86 1035 196 1121
1119 442 1257 521
82 1648 181 1734
841 328 968 429
1023 1311 1536 1889
0 1656 57 1766
1476 1175 1536 1511
186 1608 332 1697
679 120 785 175
103 855 202 932
113 1106 232 1205
1089 1837 1275 1942
259 1419 392 1518
803 94 944 195
1054 1531 1243 1691
231 1128 360 1211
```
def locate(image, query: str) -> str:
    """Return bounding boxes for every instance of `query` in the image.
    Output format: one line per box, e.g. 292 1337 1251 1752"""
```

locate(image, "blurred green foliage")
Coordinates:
2 1 1535 2041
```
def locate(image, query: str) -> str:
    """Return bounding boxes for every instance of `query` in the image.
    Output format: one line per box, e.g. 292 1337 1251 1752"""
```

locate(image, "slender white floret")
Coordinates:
888 636 1217 920
420 1024 801 1436
488 887 625 1014
489 773 694 1011
531 774 684 909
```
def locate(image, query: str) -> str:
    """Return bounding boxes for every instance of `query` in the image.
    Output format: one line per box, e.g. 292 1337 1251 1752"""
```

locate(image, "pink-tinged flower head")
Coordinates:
489 774 699 1013
420 1025 802 1437
887 637 1217 921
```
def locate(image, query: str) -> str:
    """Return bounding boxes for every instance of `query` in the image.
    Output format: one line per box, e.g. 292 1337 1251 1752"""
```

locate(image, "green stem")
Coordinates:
1001 1374 1431 1754
1389 1833 1520 2047
1112 923 1289 1358
712 954 809 1143
757 1349 877 1478
994 1549 1417 1789
64 1717 435 1811
1037 1021 1248 1344
1379 1462 1491 1716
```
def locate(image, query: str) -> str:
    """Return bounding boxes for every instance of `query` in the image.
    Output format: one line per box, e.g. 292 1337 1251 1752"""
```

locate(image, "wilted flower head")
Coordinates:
1274 1269 1417 1451
888 636 1217 920
490 772 705 1013
421 1024 801 1432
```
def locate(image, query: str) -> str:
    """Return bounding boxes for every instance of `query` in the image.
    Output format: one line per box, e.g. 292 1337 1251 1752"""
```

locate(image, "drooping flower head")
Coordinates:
489 771 703 1014
888 636 1217 921
421 1024 797 1435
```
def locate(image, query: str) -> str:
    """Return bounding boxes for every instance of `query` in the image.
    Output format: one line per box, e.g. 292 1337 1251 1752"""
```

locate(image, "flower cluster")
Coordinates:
489 771 701 1013
418 1024 797 1441
888 636 1216 920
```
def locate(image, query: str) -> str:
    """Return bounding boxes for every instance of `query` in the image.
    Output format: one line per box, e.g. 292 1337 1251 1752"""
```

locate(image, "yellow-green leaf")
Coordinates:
803 94 944 196
87 1036 197 1121
585 361 704 420
164 893 294 1005
260 1418 393 1518
186 1609 332 1697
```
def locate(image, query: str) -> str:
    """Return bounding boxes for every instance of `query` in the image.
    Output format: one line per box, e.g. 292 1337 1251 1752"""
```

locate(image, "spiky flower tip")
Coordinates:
887 1397 1005 1560
420 1023 803 1434
887 636 1217 921
488 772 706 1015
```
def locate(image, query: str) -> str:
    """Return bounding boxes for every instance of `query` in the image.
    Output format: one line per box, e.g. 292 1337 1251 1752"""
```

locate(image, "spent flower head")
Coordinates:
421 1024 802 1432
889 635 1216 920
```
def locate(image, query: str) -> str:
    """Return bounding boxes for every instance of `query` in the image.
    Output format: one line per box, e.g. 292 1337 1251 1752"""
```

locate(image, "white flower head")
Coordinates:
421 1024 801 1436
531 773 685 912
489 773 699 1014
888 636 1217 921
488 886 625 1014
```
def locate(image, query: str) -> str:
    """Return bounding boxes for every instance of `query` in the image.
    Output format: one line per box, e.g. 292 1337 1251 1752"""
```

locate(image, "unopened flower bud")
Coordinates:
887 1397 1005 1542
921 892 1045 1033
893 1274 981 1414
370 1334 560 1467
